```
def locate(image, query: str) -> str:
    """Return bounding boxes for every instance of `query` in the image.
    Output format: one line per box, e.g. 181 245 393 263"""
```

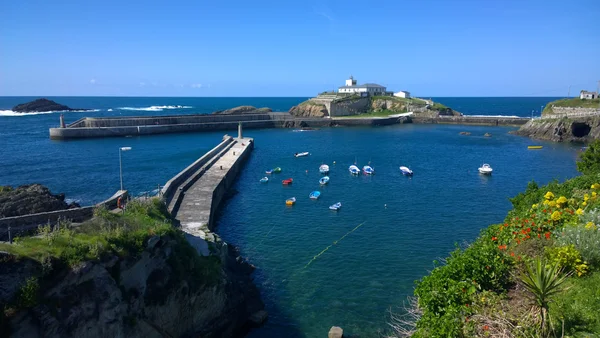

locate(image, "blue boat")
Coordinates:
349 165 360 175
319 176 330 185
309 191 321 200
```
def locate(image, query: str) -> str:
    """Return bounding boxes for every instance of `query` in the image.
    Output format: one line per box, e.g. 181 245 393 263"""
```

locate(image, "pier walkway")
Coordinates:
161 125 253 255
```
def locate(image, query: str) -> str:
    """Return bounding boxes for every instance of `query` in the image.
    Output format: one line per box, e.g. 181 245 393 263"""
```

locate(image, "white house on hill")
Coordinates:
394 91 411 99
580 90 598 100
338 76 387 96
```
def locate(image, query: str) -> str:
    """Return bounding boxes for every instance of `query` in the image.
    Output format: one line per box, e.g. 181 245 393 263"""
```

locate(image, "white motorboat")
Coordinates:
319 176 330 185
329 202 342 211
294 152 310 157
399 166 413 176
319 164 330 174
363 165 375 175
349 165 360 175
478 163 493 175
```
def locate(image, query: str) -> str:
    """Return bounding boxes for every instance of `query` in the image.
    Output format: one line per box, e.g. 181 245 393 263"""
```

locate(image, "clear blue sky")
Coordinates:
1 0 599 97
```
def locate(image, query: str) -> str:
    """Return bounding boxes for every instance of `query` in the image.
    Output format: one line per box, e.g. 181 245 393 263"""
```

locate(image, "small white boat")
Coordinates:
309 191 321 200
319 164 330 174
349 165 360 175
329 202 342 211
260 177 268 183
363 165 375 175
400 166 413 176
294 152 310 157
478 163 493 175
319 176 330 185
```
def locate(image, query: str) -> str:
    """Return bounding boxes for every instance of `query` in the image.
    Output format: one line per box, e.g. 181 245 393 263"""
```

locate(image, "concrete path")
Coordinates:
173 137 253 255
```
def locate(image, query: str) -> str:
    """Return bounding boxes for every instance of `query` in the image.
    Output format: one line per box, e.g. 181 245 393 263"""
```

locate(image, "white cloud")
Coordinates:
191 83 203 88
90 79 97 84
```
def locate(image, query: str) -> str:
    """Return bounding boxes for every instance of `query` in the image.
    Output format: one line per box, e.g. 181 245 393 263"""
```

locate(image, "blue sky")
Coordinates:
1 0 599 97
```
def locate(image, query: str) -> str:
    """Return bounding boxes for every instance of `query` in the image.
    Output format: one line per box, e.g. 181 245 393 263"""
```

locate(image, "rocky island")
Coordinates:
12 98 89 113
212 105 272 115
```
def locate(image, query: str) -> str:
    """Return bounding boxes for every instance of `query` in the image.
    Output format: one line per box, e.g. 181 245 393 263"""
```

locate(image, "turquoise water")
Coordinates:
0 97 580 337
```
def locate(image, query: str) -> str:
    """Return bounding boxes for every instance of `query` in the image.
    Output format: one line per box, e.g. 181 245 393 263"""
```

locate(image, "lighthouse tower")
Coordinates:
345 75 357 87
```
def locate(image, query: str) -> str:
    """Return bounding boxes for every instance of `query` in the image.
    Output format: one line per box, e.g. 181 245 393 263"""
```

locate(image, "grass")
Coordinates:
543 98 600 114
550 270 600 336
370 96 429 106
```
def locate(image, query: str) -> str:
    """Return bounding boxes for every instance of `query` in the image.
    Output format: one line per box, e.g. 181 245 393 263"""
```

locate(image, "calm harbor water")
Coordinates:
0 97 580 337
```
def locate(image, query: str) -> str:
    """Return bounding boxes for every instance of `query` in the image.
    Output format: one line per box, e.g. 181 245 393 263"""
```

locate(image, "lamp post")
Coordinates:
119 147 132 191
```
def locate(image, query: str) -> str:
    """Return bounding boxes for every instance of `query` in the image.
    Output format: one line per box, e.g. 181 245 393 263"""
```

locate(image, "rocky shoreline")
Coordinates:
0 184 80 218
513 116 599 142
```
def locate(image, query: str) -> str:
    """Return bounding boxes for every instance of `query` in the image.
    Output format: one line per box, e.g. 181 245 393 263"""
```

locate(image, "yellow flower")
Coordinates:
551 211 561 221
532 203 538 209
544 191 555 200
576 208 584 215
585 222 596 230
592 183 600 189
584 194 590 201
593 192 597 198
557 196 568 205
548 201 557 207
543 200 550 205
583 201 588 206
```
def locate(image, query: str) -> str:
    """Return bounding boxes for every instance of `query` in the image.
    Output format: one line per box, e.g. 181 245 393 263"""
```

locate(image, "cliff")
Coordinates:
212 106 272 115
288 101 328 118
513 116 600 142
12 99 89 113
0 184 80 218
0 199 265 338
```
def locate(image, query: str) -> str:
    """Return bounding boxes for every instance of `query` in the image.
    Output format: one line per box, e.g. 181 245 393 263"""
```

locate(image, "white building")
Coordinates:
580 90 598 100
394 91 411 99
338 76 387 96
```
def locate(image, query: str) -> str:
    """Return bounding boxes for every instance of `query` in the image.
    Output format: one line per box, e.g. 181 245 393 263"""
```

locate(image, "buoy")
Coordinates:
333 161 336 164
384 204 387 208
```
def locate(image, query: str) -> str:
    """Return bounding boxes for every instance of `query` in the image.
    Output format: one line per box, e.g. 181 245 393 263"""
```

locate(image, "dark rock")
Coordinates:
0 184 81 218
12 98 89 113
459 131 471 136
213 106 272 115
248 310 268 326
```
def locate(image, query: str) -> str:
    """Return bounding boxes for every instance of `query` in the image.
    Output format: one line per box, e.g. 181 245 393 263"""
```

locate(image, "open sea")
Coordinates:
0 97 581 337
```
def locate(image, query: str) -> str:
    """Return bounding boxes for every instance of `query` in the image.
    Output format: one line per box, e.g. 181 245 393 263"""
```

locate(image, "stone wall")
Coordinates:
0 190 127 241
329 97 371 116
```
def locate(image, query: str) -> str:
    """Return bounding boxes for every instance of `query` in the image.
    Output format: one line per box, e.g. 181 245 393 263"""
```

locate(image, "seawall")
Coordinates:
49 113 531 139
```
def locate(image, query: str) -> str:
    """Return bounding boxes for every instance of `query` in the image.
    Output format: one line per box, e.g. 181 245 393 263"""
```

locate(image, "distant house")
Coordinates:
338 76 388 96
394 91 411 99
580 90 598 100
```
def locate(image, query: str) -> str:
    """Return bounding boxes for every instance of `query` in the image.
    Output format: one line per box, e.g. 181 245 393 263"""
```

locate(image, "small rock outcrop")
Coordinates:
12 99 88 113
212 106 272 115
289 102 329 118
513 117 600 142
328 326 344 338
459 131 471 136
0 184 80 218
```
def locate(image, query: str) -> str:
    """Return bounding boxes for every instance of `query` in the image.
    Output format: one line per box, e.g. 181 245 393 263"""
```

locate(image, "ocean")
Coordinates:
0 96 580 337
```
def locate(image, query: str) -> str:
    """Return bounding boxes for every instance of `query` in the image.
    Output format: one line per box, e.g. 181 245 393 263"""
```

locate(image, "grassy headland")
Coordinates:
393 142 600 337
543 98 600 115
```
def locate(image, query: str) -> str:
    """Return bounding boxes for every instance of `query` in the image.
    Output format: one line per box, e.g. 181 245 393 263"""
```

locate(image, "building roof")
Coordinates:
338 83 386 89
581 90 598 94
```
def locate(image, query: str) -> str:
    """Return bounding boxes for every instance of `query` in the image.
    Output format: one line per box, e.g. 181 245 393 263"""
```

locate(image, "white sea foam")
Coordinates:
0 109 100 117
118 105 192 111
107 108 113 112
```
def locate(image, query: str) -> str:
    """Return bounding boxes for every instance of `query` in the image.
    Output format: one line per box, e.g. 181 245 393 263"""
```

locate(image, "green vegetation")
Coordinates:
397 146 600 337
0 186 13 193
577 139 600 175
543 98 600 114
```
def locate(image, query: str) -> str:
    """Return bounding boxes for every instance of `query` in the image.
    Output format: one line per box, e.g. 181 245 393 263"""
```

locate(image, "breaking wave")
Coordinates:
464 114 521 118
118 105 192 111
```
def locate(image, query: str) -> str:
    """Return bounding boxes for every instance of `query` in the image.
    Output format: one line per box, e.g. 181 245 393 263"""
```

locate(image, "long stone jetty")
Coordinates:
49 112 529 139
161 125 253 255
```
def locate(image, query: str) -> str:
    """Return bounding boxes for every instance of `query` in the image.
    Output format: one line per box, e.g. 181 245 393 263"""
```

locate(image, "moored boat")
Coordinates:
294 152 310 157
528 145 543 149
478 163 493 175
273 167 282 173
319 176 330 185
309 191 321 200
399 166 413 176
266 169 273 174
329 202 342 211
363 165 375 175
282 178 293 185
349 165 360 175
319 164 330 174
260 177 268 183
286 197 296 205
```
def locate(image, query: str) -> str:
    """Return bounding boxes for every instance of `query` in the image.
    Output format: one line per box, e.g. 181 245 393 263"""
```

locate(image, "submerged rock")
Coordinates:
484 133 492 137
328 326 344 338
0 184 80 218
459 131 471 136
12 98 89 113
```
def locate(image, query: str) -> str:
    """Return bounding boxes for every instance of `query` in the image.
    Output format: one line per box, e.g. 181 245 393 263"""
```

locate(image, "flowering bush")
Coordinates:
557 224 600 267
545 245 589 276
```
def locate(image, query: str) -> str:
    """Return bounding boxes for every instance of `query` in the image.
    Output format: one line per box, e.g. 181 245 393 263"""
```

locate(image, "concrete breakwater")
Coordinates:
49 113 530 139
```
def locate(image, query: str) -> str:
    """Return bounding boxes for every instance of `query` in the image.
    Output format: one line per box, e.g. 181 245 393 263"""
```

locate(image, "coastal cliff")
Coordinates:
288 101 328 117
514 117 600 142
0 199 265 338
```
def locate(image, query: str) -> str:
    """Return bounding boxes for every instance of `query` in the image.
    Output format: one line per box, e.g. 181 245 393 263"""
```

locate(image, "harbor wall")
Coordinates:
412 115 529 126
0 190 128 241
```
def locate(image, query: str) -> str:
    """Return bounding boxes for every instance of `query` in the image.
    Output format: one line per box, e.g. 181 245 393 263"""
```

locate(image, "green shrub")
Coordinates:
550 271 600 336
545 245 589 277
577 140 600 175
557 225 600 268
17 277 39 308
